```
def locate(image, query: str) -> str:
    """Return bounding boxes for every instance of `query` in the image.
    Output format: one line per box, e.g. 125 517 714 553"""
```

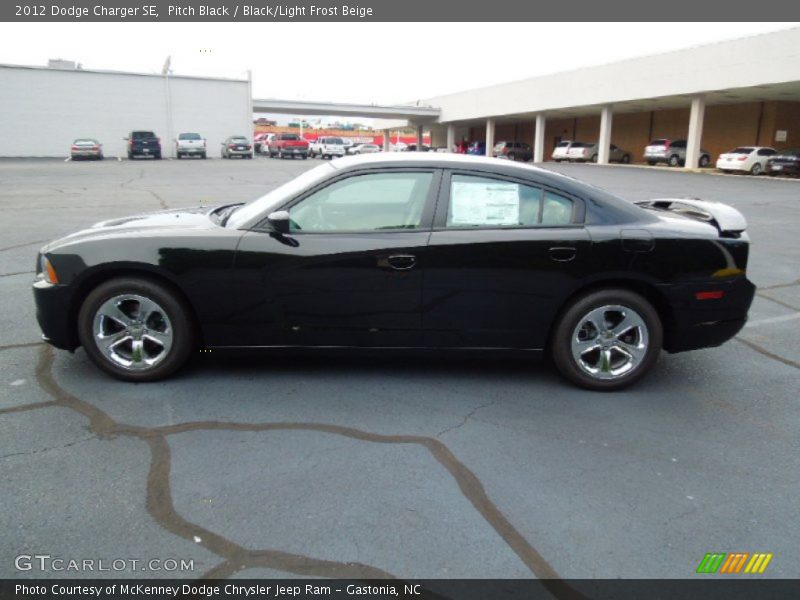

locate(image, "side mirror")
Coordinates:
267 210 291 234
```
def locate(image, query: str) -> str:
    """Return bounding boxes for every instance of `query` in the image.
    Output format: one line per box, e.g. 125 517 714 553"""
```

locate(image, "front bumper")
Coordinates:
768 162 800 175
33 279 78 351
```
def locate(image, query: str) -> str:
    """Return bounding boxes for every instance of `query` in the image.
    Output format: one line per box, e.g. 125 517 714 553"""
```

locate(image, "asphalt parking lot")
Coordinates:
1 156 798 581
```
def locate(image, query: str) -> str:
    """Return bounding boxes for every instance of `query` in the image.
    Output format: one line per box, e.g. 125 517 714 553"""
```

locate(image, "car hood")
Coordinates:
42 206 218 252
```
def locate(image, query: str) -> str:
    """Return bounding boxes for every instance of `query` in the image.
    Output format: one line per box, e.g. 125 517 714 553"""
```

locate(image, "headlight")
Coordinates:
40 255 59 284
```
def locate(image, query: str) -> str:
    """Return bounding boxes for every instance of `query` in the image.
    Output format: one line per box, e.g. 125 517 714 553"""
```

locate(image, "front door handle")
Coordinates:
380 254 417 270
548 246 577 262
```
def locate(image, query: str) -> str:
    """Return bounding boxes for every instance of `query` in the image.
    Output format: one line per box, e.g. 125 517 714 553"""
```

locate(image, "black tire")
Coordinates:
699 155 710 168
508 152 516 161
668 155 680 167
646 160 656 166
201 153 207 160
77 277 196 382
590 154 598 163
550 288 662 391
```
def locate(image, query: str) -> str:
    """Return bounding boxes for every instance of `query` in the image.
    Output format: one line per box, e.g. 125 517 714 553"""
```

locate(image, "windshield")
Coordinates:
179 133 202 140
225 163 336 229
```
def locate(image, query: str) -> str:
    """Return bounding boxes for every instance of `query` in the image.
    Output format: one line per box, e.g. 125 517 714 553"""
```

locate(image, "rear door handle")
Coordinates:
380 254 417 270
548 246 577 262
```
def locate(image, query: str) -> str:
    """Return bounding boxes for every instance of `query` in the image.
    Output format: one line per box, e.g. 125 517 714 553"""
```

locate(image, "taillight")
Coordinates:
71 145 78 150
92 145 99 150
696 290 724 300
664 141 671 150
229 144 236 149
737 156 747 161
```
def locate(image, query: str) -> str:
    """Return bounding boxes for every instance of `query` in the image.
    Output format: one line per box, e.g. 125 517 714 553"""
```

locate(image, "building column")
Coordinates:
685 96 706 169
597 105 613 165
383 130 391 152
485 118 495 157
533 114 546 163
446 125 455 152
416 124 424 151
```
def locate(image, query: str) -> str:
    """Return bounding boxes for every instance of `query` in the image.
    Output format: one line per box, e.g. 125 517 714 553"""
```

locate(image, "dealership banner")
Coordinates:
4 0 800 21
4 579 800 600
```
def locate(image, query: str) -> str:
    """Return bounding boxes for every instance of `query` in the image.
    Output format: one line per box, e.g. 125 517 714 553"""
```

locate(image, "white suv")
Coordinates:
310 136 345 159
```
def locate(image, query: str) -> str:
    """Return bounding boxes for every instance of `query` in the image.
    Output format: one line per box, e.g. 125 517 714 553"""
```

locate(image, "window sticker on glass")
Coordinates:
449 180 520 226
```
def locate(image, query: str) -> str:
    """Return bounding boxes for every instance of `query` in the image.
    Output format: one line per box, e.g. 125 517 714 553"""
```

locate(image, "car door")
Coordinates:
231 168 441 347
422 170 592 349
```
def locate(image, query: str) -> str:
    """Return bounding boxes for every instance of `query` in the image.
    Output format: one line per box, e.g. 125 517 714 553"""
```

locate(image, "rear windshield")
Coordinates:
179 133 202 140
649 139 668 145
231 137 248 142
74 139 97 145
555 142 570 148
326 138 344 144
570 142 590 148
281 134 300 140
729 147 754 154
780 148 800 156
132 131 156 139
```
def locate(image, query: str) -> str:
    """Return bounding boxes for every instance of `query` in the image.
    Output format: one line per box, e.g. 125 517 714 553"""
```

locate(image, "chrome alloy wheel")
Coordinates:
93 294 173 370
570 304 649 380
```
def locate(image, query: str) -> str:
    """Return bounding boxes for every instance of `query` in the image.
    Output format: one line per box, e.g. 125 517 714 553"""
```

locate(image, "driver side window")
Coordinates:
289 172 433 232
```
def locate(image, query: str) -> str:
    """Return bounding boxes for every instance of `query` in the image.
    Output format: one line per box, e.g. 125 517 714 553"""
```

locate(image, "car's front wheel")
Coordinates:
551 288 662 391
78 277 195 382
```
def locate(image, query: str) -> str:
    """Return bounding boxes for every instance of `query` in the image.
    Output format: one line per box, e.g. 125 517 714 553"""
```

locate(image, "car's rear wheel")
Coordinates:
646 160 656 166
621 154 631 164
668 155 680 167
551 288 662 391
699 155 710 168
78 278 195 382
750 163 762 176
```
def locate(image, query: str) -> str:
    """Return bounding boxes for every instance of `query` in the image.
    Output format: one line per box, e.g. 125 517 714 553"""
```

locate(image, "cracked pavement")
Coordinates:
1 158 798 583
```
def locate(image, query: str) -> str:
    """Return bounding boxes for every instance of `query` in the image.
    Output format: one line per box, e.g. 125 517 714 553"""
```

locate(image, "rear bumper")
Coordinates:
660 278 756 353
33 280 78 351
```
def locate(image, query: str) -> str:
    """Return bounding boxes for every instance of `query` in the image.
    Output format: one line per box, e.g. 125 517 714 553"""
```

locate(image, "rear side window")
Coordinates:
757 148 776 156
445 174 575 228
671 140 686 148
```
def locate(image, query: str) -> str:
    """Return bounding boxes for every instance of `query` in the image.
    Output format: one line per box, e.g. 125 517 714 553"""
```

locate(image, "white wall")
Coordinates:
0 65 252 157
424 27 800 122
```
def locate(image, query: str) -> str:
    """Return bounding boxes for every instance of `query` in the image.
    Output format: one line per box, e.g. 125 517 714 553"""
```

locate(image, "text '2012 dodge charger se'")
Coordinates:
33 154 755 390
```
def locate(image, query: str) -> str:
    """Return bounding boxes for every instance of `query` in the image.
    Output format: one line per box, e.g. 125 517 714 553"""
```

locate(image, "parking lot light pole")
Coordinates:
685 95 706 169
598 105 613 164
533 114 546 163
485 118 495 157
446 125 455 152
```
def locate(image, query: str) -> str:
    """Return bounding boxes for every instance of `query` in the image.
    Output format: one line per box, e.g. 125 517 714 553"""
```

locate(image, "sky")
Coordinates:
1 22 798 110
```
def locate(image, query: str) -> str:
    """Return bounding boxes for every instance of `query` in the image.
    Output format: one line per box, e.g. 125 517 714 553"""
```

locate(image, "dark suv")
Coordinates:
126 131 162 159
493 141 533 161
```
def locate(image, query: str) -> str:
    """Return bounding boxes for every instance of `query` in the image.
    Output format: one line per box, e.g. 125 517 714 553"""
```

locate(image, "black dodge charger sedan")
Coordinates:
33 154 755 390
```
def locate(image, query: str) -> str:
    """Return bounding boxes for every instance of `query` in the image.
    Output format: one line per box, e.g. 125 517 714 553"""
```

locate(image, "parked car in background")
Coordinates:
33 153 755 391
253 133 272 154
716 146 776 175
125 131 161 160
342 139 356 153
70 138 103 160
309 136 345 159
493 141 533 162
221 136 253 159
349 143 381 155
175 132 207 159
391 142 408 152
269 133 309 159
466 141 486 155
567 142 632 164
767 149 800 176
551 141 574 162
644 139 711 167
403 144 432 152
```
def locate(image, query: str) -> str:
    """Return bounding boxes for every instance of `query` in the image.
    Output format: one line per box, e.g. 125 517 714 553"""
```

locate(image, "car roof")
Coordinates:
331 152 546 173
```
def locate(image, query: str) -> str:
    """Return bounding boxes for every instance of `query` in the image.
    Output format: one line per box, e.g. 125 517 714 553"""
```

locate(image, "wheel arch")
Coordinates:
67 263 203 350
546 277 674 352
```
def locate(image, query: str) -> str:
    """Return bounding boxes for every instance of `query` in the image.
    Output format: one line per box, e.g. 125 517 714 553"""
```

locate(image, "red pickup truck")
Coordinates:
267 133 309 159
